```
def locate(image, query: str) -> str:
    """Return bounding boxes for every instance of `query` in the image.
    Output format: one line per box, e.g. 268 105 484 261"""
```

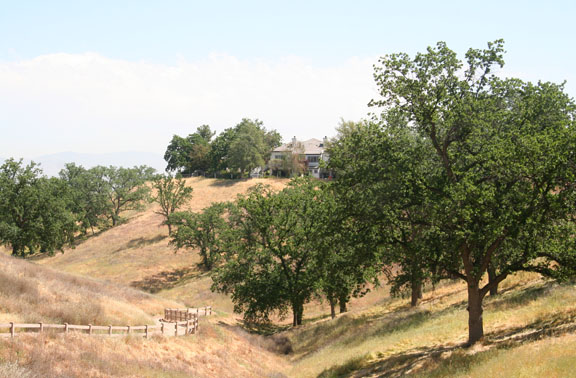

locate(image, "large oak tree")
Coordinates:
350 40 576 345
0 159 76 257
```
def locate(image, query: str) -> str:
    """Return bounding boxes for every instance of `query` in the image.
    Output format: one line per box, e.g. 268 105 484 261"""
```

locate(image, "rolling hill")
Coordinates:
6 176 576 377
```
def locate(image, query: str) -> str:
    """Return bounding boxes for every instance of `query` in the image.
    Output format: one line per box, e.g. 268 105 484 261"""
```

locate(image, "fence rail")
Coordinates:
0 307 208 339
164 306 212 322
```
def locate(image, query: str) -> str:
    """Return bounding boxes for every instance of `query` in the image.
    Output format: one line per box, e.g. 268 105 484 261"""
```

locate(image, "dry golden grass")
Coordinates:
33 178 288 318
9 177 576 377
412 331 576 378
283 273 576 377
0 253 179 326
0 319 288 378
38 178 287 303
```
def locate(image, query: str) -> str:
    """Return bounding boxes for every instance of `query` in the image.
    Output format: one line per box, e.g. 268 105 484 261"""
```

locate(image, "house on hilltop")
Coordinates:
269 137 330 178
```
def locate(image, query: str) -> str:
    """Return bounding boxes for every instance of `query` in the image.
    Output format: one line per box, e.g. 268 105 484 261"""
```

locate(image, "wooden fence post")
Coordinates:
10 322 14 338
161 322 164 335
145 325 149 339
64 323 69 334
174 323 178 337
127 325 131 335
109 325 112 336
39 322 43 334
186 320 190 335
88 324 92 335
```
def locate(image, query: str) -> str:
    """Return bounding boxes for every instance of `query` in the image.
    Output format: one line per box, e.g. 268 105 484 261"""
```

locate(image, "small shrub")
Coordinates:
267 335 293 355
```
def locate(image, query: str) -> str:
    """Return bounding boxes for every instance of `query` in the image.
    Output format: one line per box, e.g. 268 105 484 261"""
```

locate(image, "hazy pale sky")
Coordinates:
1 0 575 158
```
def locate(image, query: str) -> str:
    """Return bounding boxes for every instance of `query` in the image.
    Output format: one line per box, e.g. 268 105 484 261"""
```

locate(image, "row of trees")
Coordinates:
164 118 282 177
0 160 157 256
169 40 576 345
169 179 380 326
60 163 156 231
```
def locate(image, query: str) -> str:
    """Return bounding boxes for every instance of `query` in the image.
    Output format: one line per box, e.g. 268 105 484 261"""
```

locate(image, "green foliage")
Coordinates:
208 127 237 172
203 178 381 325
222 118 282 176
362 39 576 344
314 183 382 316
0 159 76 257
151 174 194 234
164 125 214 174
60 164 155 230
329 118 440 306
211 179 331 325
0 159 154 258
169 202 229 269
59 163 110 234
165 119 282 176
101 165 156 226
228 119 268 174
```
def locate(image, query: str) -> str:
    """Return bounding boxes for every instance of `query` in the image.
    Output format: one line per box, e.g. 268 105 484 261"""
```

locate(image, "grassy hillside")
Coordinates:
0 233 287 377
38 177 288 312
17 176 576 377
281 273 576 377
0 321 288 378
0 252 179 326
37 176 390 318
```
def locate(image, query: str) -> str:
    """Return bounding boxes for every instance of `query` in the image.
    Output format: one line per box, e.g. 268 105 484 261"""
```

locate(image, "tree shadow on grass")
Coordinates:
237 319 292 336
292 298 469 362
486 307 576 346
484 281 555 312
130 266 203 293
209 178 251 187
320 307 576 378
118 234 167 252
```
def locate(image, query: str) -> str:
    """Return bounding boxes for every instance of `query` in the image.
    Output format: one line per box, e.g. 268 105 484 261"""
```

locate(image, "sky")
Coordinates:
1 0 575 159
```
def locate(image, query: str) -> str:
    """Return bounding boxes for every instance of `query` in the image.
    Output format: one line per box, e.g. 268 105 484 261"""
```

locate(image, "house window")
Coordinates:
308 156 319 163
273 154 283 160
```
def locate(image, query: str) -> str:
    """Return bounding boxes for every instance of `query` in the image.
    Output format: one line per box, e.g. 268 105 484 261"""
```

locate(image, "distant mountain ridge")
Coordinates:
1 151 166 177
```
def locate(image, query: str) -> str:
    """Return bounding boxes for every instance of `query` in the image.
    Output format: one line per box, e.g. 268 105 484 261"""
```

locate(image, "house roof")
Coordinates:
272 138 325 155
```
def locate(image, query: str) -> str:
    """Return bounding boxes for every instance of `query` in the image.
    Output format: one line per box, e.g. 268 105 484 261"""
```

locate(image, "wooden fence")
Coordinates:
0 309 205 339
164 306 212 322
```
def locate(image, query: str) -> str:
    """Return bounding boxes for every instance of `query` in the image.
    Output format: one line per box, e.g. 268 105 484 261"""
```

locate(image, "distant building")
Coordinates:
270 137 330 178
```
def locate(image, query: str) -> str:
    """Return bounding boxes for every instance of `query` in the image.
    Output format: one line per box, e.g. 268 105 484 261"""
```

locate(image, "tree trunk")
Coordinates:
292 301 304 326
338 295 348 313
200 249 212 270
467 282 484 345
411 280 423 307
167 223 172 235
329 296 337 319
488 266 499 296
